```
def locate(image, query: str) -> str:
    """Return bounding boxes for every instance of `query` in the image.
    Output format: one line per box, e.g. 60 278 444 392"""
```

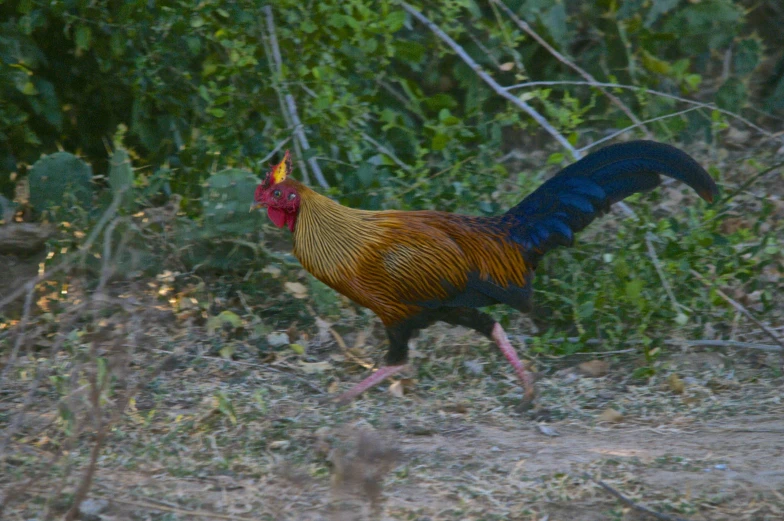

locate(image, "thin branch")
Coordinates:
359 132 414 173
0 302 89 459
258 136 293 166
263 5 329 189
0 281 35 388
0 189 123 313
505 80 781 144
104 496 256 521
149 348 326 395
578 106 703 153
491 0 650 137
690 269 784 349
718 160 784 206
583 473 692 521
683 339 781 352
645 232 682 315
258 9 309 185
398 1 581 160
516 335 782 353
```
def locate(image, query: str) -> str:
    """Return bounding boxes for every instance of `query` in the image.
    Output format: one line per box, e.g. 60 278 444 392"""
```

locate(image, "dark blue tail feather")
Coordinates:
505 140 717 260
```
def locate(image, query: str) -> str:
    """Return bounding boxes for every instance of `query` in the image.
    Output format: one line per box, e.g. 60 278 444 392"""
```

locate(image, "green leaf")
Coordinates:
386 10 406 32
357 162 375 186
207 310 243 334
215 392 237 425
74 25 92 51
733 38 761 76
715 77 747 112
547 152 565 165
20 81 37 95
644 0 679 28
625 279 644 306
219 344 235 358
431 133 450 151
640 50 671 75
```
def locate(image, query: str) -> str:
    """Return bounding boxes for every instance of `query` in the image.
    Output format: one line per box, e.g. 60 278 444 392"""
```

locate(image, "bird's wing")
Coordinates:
370 213 534 316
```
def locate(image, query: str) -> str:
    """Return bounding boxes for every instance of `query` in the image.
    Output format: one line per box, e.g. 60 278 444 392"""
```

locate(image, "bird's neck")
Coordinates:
291 185 383 280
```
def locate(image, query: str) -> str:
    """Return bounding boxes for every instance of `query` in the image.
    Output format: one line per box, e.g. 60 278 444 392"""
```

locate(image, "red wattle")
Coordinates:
267 207 287 228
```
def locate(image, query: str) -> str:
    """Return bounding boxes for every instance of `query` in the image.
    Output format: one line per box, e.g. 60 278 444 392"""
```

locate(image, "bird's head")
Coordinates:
252 150 301 232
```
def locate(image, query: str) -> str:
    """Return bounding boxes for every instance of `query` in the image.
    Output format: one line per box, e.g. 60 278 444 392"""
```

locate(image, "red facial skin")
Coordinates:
253 180 301 232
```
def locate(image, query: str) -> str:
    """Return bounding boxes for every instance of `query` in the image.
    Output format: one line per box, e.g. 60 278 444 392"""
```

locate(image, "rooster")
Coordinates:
253 141 717 404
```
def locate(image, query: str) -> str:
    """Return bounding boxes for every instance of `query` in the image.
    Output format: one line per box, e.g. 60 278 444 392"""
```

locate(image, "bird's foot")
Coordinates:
491 322 538 403
329 364 410 405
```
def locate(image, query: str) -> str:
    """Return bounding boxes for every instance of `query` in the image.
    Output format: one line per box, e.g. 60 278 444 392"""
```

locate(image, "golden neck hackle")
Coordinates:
291 183 384 284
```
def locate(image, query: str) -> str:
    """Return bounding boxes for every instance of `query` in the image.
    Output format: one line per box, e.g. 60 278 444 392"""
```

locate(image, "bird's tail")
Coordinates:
505 140 718 261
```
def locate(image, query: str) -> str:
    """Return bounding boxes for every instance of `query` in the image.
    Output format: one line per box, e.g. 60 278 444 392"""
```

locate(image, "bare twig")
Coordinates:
0 302 89 458
104 496 256 521
491 0 650 137
398 1 581 160
718 160 784 206
0 281 35 388
505 80 781 145
263 5 329 189
0 191 124 313
581 106 703 153
360 132 414 174
258 136 293 166
690 269 784 349
645 232 683 316
517 335 782 353
66 313 174 520
149 348 326 395
583 473 692 521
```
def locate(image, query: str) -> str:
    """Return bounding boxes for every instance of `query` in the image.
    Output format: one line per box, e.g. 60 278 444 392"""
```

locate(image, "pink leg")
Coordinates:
492 323 536 402
334 364 409 404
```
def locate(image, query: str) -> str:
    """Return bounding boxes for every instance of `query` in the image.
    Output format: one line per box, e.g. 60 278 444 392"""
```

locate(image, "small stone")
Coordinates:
598 408 624 423
79 498 109 519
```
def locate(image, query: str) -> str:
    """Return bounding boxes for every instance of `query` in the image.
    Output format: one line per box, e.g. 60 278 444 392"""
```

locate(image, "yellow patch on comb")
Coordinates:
271 150 291 184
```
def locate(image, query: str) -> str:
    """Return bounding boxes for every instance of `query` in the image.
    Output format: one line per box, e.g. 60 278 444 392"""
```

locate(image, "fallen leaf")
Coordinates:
578 360 610 377
289 343 306 355
499 61 515 71
388 378 415 398
206 310 242 334
263 265 282 278
463 359 484 375
536 424 560 437
268 440 290 450
668 374 686 394
388 380 405 398
599 408 624 423
284 281 308 299
298 361 332 374
442 403 469 414
266 332 289 347
315 317 332 344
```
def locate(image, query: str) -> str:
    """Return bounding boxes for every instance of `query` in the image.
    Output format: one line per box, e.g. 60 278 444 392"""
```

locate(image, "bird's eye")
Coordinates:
288 192 296 201
273 190 281 198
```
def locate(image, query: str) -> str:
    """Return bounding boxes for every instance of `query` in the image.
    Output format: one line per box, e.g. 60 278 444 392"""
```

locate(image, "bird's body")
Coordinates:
292 192 532 328
254 141 718 403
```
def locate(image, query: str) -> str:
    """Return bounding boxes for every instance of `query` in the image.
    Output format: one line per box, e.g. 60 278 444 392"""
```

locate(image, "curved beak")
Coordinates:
249 202 265 212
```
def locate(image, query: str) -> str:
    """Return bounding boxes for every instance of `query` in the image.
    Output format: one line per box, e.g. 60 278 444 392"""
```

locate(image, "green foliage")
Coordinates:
2 0 780 204
202 168 262 237
2 0 782 365
27 151 92 214
108 148 135 210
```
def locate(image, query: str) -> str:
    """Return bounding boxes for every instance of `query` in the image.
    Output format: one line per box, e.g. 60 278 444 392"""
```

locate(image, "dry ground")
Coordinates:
2 309 783 521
